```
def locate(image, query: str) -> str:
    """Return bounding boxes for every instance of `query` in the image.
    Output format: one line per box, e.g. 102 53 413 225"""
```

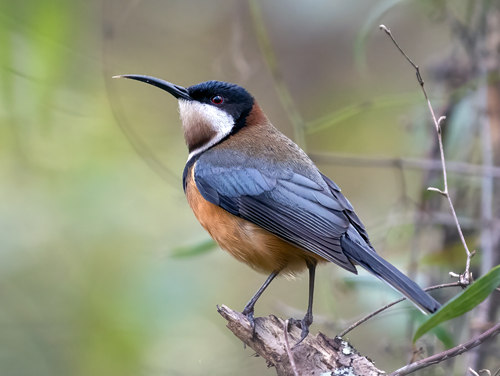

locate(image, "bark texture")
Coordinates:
217 305 385 376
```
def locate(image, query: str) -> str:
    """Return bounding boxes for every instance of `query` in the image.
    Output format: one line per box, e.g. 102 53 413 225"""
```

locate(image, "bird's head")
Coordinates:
114 75 255 160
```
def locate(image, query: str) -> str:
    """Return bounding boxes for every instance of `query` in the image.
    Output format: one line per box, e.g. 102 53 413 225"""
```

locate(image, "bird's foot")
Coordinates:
288 317 302 328
242 306 256 338
288 314 313 346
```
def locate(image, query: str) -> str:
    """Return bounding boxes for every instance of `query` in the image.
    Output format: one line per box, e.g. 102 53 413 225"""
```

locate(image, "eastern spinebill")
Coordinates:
114 75 441 343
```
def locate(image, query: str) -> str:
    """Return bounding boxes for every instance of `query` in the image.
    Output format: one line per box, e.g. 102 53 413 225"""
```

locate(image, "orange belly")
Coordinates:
185 165 326 276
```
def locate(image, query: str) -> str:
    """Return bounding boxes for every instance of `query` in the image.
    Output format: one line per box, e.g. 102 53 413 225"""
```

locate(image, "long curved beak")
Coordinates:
113 74 192 100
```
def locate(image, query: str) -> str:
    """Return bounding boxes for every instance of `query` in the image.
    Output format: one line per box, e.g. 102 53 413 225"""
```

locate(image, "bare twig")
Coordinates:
283 320 299 376
469 367 481 376
468 369 492 376
339 296 406 338
468 368 498 376
388 320 500 376
339 282 463 337
380 24 475 285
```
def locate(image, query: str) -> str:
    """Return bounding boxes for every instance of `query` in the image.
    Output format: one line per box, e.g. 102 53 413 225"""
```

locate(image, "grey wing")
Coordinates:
195 159 358 273
320 173 374 250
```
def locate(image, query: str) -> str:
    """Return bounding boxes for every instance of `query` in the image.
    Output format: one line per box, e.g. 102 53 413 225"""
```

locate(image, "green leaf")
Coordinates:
432 325 454 349
170 239 217 258
411 310 455 349
414 264 500 342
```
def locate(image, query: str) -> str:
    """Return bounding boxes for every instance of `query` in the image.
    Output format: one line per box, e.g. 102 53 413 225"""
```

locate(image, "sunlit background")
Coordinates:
1 1 499 375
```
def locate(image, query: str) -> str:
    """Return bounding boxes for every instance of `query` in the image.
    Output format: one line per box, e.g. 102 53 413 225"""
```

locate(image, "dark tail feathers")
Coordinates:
341 232 441 314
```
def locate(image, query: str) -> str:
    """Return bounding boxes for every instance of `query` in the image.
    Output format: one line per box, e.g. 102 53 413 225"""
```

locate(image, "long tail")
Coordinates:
341 229 441 314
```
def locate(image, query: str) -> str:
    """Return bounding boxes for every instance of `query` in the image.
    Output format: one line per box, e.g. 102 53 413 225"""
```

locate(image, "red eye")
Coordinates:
211 95 224 105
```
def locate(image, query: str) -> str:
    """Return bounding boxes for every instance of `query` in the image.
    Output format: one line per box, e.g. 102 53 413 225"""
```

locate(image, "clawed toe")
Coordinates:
291 315 313 346
288 317 302 329
297 321 310 345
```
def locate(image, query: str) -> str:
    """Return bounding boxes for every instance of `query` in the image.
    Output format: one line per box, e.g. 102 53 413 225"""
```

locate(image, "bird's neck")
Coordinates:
183 101 269 162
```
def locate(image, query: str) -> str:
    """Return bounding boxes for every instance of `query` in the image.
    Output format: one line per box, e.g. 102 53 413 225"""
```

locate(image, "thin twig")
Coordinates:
284 320 299 376
478 369 492 376
339 282 462 337
469 367 481 376
388 320 500 376
380 25 475 285
469 369 494 376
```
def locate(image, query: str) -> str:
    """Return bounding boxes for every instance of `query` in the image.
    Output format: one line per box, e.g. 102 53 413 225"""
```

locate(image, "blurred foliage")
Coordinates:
306 91 421 134
170 238 217 259
354 0 408 72
248 0 307 149
0 0 497 375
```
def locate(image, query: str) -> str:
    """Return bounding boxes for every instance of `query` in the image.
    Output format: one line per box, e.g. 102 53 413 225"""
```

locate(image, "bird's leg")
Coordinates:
242 270 279 337
295 259 317 345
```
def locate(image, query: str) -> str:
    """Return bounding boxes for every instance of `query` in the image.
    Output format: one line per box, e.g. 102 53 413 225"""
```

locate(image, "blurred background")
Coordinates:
1 0 499 375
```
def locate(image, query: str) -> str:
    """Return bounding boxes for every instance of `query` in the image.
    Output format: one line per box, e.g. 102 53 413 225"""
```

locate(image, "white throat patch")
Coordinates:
179 99 234 161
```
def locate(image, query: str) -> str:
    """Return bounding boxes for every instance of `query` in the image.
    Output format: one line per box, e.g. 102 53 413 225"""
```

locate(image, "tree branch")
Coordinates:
388 320 500 376
217 305 385 376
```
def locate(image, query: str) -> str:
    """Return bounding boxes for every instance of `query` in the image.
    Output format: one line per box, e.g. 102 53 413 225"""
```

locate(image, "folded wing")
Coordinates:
195 160 358 273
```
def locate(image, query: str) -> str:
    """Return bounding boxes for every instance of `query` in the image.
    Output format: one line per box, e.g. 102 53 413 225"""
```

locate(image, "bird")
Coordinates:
114 74 441 343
